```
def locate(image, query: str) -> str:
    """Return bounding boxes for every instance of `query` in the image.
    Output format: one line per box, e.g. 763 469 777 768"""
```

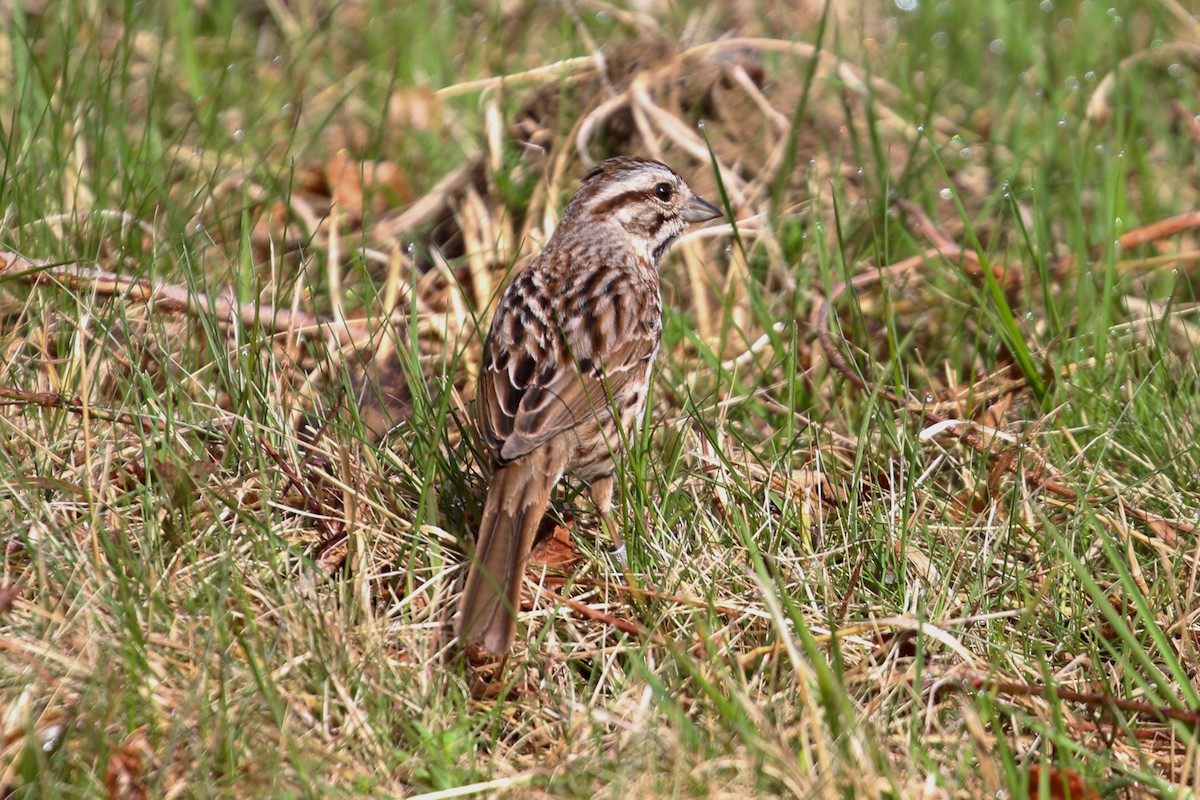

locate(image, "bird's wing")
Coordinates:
477 269 659 463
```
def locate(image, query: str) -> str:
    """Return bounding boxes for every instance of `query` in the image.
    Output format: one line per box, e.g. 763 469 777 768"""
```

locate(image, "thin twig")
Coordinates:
0 251 382 347
968 675 1200 727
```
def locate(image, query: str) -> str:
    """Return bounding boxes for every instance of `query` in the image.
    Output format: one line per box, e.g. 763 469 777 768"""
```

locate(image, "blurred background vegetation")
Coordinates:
1 1 1198 797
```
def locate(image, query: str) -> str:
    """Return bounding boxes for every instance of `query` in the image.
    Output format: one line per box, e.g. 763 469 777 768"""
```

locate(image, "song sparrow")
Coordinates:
458 156 721 658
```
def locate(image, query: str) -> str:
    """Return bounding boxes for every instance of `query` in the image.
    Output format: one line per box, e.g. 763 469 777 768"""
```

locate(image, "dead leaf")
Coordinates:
1027 764 1098 800
326 150 365 213
105 743 148 800
529 519 582 569
388 87 440 132
0 582 20 615
325 150 413 218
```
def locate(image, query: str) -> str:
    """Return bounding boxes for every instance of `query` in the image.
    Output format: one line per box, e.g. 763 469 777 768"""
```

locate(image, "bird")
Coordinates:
458 156 722 660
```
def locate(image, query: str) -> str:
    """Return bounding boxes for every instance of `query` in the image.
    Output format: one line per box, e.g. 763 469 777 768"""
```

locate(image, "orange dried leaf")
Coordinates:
105 745 148 800
1027 765 1098 800
326 150 365 214
529 522 582 569
0 582 19 614
324 151 413 218
388 87 440 132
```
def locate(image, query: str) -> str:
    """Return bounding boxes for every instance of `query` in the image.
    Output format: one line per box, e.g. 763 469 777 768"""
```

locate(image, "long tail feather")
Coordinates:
458 445 567 656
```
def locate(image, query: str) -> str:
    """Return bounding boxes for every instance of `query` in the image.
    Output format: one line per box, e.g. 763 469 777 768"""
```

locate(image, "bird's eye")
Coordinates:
653 182 674 202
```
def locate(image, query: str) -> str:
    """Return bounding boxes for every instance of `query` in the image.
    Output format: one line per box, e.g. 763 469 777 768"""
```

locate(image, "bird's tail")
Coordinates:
458 446 567 657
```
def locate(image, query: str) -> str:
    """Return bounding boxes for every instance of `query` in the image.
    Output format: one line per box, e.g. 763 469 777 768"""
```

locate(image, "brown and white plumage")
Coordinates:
458 156 721 659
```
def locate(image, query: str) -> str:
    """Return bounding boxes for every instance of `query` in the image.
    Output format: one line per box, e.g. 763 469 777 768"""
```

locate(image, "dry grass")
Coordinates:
2 1 1200 797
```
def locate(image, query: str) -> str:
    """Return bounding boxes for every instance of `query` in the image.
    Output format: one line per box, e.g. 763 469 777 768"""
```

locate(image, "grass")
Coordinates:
2 0 1200 797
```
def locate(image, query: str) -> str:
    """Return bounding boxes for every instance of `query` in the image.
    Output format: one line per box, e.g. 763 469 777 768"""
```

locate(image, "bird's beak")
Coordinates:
682 195 723 223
